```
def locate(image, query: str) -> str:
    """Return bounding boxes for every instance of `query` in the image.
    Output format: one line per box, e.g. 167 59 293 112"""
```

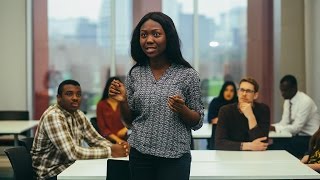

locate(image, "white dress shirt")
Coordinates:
274 91 320 136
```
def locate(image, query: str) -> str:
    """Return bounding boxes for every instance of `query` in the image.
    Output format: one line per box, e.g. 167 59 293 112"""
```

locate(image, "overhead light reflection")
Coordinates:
209 41 219 47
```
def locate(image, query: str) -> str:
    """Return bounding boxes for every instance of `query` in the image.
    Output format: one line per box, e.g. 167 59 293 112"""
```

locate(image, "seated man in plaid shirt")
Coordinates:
31 79 129 180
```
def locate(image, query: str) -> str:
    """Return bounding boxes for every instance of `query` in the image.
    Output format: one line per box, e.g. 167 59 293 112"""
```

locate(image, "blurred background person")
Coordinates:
207 81 238 149
96 77 128 144
215 77 270 151
270 74 320 158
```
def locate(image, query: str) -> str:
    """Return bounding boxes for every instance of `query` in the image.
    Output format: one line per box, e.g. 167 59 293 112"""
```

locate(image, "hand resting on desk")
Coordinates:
242 137 268 151
111 141 130 157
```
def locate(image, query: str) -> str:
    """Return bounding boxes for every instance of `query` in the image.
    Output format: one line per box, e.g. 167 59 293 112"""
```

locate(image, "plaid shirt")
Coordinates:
31 104 113 179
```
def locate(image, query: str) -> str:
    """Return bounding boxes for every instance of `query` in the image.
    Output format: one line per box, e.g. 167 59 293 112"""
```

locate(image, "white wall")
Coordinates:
273 0 282 123
279 0 306 89
273 0 306 122
273 0 320 123
305 0 320 108
0 0 27 110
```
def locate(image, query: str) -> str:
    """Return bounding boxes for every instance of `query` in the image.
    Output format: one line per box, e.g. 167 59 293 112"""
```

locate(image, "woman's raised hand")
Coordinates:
109 80 127 102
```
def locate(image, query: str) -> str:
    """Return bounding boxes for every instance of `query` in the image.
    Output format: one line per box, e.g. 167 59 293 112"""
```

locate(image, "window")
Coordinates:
163 0 247 108
33 0 247 118
34 0 132 116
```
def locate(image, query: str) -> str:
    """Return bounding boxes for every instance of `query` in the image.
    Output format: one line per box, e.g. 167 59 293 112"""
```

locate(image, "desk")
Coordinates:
192 123 292 139
269 130 292 138
192 123 212 139
190 161 319 180
190 150 298 162
0 120 39 146
58 150 320 180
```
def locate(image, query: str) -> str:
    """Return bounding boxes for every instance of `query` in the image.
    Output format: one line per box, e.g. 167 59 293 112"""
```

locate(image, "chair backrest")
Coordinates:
0 111 29 120
4 146 34 180
19 137 34 153
90 117 100 133
107 159 130 180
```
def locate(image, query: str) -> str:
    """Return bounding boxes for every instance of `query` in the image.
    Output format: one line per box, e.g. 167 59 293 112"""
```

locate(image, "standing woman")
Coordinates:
207 81 237 149
109 12 204 180
96 77 128 144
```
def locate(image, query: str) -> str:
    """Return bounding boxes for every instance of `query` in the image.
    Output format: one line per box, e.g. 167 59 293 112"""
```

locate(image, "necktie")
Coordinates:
289 101 293 124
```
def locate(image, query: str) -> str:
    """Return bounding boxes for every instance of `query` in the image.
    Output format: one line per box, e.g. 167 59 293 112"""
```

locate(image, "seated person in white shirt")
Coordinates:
270 75 320 158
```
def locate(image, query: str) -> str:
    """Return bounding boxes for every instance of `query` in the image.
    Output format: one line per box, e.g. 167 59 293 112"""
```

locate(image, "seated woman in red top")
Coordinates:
96 77 128 143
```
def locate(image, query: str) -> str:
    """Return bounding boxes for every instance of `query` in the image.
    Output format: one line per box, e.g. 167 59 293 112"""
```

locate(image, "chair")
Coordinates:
90 117 100 133
4 146 34 180
18 137 34 152
106 159 130 180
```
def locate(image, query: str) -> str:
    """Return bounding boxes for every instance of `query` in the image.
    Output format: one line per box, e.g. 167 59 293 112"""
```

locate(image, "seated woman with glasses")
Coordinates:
207 81 238 149
215 77 270 151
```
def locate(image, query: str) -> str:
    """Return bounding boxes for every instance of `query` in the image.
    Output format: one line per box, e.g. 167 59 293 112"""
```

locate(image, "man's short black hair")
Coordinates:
57 80 80 95
280 74 297 88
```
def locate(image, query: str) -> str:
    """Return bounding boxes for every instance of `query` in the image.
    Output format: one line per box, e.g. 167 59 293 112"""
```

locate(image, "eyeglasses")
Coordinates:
238 88 255 94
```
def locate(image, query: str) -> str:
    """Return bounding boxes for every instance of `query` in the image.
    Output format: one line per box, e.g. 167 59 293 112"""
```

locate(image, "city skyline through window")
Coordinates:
40 0 247 116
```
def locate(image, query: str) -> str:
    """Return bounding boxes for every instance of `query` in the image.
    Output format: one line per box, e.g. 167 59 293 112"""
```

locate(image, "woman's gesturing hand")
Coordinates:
109 80 127 102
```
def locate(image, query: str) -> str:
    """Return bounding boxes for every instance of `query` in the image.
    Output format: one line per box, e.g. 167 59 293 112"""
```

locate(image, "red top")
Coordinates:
96 100 124 137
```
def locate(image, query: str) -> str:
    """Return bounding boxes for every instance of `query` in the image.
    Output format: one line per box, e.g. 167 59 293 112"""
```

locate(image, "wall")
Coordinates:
273 0 320 123
305 0 320 108
273 0 282 123
132 0 161 27
273 0 306 123
280 0 305 87
247 0 274 121
0 0 27 110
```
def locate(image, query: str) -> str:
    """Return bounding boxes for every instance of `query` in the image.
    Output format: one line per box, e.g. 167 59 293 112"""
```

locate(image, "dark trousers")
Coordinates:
129 148 191 180
269 135 310 159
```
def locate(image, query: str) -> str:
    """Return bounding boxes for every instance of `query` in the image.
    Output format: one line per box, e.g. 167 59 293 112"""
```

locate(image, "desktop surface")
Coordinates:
58 150 320 180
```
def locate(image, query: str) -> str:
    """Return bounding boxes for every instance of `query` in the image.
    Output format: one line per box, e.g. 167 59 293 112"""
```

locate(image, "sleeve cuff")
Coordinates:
106 146 112 158
274 124 283 133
